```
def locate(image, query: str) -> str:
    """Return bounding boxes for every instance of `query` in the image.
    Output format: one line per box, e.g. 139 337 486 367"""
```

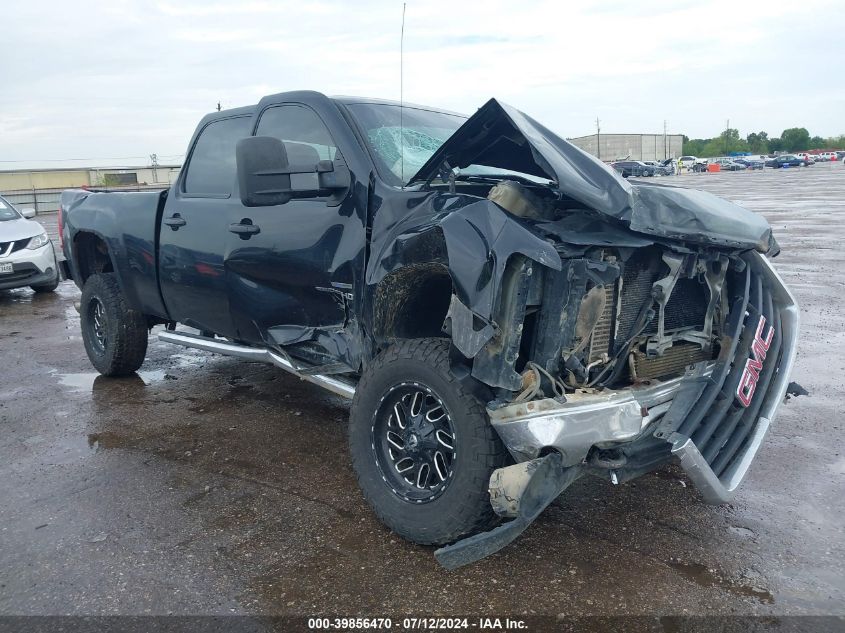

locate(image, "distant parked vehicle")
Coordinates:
610 160 654 177
643 160 674 176
0 195 60 293
733 158 764 170
766 154 810 168
658 158 676 175
678 155 699 169
711 158 745 171
795 152 815 164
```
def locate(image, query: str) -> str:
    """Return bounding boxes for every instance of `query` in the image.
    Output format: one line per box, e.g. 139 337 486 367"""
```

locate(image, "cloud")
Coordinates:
0 0 842 169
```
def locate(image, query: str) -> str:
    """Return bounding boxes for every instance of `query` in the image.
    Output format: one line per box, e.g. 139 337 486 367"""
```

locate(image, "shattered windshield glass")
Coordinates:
346 103 466 185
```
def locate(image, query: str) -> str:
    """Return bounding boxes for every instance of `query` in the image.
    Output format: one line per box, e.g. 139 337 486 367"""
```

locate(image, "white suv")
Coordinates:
0 196 59 293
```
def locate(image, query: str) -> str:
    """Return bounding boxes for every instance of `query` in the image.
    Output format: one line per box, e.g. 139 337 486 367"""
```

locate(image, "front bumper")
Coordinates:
0 242 58 290
489 374 691 466
489 253 799 505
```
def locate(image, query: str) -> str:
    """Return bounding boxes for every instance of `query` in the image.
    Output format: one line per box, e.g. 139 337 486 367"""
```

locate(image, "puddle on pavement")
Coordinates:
667 560 774 603
87 431 130 451
55 369 170 392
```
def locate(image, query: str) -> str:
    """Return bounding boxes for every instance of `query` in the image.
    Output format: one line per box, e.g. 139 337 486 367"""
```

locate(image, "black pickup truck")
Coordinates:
60 91 800 568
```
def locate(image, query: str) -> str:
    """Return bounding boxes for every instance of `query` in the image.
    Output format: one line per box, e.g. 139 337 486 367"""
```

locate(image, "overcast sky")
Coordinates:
2 0 843 169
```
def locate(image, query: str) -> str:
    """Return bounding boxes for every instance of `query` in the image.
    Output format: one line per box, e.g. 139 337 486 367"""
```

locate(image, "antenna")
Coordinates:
400 2 406 188
595 117 601 160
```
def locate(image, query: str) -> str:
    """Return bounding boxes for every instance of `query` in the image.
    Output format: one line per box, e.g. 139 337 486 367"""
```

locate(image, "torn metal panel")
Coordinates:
366 193 559 323
409 98 777 254
434 453 582 570
536 214 655 251
469 255 535 391
410 98 633 220
438 200 561 319
630 184 774 253
266 323 361 373
444 295 495 358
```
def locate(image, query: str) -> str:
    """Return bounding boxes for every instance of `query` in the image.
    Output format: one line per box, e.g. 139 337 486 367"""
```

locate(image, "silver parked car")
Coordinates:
0 196 60 292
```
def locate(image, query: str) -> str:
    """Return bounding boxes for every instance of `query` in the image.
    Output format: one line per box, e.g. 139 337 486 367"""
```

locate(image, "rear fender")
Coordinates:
62 189 168 318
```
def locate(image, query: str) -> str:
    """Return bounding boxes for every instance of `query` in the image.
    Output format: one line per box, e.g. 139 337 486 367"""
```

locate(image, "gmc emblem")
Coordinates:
736 315 775 407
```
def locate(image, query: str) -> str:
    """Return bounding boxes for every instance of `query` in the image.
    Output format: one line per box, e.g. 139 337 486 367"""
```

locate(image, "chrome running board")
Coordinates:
158 330 356 399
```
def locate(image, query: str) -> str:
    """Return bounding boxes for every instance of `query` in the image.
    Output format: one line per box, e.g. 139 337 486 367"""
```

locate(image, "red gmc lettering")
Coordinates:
736 315 775 407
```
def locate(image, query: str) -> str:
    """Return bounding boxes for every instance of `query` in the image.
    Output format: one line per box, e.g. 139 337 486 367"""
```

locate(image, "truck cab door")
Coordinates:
225 102 365 367
159 114 251 338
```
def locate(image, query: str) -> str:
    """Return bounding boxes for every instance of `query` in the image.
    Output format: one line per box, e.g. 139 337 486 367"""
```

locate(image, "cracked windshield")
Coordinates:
348 103 465 185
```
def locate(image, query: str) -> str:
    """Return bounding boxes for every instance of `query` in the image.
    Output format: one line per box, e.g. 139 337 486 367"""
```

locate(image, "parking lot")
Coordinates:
1 162 843 619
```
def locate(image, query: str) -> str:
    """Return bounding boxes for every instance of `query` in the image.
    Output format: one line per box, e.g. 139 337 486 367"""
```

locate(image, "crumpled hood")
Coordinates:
410 98 775 254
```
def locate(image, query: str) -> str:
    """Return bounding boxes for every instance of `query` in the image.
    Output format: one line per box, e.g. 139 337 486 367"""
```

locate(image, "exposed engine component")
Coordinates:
487 180 551 220
534 246 725 392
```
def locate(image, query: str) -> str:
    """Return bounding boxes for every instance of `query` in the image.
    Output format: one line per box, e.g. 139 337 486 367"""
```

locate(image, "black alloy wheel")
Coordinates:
372 382 457 503
86 296 108 354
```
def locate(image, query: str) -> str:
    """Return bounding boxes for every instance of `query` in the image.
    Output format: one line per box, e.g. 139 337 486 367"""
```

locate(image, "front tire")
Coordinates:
349 338 508 545
80 273 148 376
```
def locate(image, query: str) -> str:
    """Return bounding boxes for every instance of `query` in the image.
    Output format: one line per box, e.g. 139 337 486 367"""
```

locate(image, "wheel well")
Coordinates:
373 264 453 345
74 232 114 283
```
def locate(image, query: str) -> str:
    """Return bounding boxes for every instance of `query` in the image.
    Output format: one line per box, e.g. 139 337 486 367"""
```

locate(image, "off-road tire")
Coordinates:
349 338 508 546
80 273 148 376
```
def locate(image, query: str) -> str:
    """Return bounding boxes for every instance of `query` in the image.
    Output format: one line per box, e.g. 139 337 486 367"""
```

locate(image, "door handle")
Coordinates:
229 220 261 238
163 214 186 230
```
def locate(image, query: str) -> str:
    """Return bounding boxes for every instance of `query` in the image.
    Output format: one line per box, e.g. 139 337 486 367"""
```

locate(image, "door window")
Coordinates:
183 116 251 196
255 105 338 163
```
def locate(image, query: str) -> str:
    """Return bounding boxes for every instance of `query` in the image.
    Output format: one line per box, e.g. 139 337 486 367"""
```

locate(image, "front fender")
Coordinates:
368 193 561 322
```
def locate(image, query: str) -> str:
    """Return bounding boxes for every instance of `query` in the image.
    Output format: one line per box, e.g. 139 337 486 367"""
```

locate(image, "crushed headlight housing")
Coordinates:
27 232 50 250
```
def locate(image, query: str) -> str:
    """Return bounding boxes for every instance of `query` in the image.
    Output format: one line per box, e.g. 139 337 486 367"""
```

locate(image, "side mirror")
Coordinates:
21 208 36 219
236 136 350 208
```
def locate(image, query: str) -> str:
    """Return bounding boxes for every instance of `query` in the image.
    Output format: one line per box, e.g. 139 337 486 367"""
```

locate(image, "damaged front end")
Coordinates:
380 99 801 567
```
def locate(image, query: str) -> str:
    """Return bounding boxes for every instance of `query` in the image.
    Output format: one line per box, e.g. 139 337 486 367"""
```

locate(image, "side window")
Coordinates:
255 105 337 164
183 116 251 196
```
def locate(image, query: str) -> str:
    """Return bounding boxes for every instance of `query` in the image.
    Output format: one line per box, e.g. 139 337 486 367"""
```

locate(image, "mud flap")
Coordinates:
434 453 582 570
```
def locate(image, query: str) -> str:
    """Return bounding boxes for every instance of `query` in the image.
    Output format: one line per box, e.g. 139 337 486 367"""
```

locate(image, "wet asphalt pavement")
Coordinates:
1 163 843 619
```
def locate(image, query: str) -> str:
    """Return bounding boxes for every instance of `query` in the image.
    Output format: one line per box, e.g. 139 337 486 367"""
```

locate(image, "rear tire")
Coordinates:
349 338 508 545
80 273 148 376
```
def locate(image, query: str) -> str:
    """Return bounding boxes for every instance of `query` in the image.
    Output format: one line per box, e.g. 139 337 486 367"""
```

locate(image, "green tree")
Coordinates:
695 129 748 157
769 137 783 153
746 131 769 154
97 173 122 187
780 127 810 152
682 138 708 156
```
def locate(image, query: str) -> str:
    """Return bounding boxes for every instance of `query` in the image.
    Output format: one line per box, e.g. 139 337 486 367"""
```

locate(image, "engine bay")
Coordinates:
441 178 735 402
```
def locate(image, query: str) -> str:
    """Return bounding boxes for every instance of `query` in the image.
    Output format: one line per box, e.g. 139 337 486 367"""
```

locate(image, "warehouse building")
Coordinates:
0 165 180 214
568 133 684 162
